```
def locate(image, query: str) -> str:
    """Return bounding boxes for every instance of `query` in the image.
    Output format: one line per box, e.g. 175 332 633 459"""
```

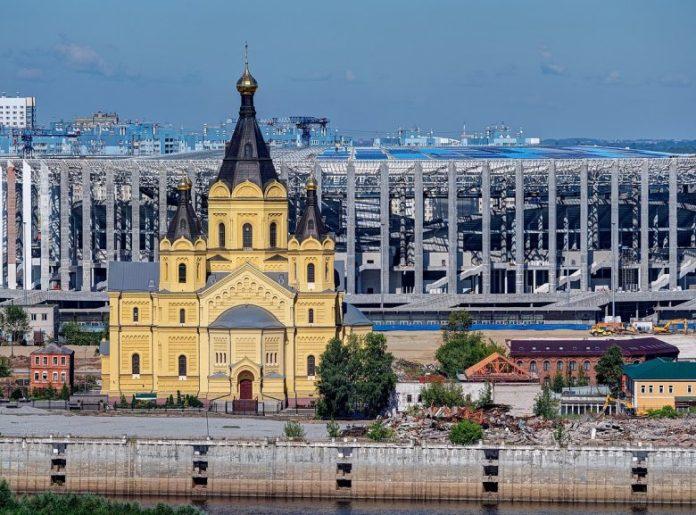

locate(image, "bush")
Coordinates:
533 384 559 420
436 331 504 379
61 322 105 346
326 420 341 438
0 479 201 513
59 384 71 400
646 405 680 419
449 420 483 445
10 388 23 400
420 381 470 408
366 420 395 442
283 421 306 440
32 386 58 400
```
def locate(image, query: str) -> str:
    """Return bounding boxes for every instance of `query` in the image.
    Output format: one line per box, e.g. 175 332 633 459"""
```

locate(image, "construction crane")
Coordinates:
288 116 329 147
11 128 79 157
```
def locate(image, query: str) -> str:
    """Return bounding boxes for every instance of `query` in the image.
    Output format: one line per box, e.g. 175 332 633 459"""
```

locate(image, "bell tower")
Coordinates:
207 46 288 272
159 177 207 292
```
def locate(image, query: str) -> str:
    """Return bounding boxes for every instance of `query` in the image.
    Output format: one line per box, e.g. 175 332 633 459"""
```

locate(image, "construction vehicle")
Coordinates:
653 319 689 335
602 394 635 416
590 322 637 336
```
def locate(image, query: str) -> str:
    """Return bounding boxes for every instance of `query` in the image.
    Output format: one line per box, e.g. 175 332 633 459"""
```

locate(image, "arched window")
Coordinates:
583 360 591 371
307 355 316 376
132 307 139 322
132 353 140 375
179 308 186 324
243 142 253 158
269 222 277 248
307 219 315 231
543 360 550 372
178 355 187 377
308 308 314 324
569 360 577 372
516 360 523 367
557 361 564 371
178 263 186 283
218 223 225 247
307 263 315 283
243 223 253 249
529 361 537 373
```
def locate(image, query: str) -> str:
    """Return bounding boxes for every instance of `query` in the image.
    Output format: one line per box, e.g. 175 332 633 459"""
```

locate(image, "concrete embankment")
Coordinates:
1 437 694 504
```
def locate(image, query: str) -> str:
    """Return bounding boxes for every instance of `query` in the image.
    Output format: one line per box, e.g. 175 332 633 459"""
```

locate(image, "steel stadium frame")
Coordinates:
1 148 696 328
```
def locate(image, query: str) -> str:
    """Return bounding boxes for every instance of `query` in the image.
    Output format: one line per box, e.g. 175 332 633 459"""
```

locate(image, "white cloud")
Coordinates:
17 67 44 80
54 41 113 76
345 69 356 82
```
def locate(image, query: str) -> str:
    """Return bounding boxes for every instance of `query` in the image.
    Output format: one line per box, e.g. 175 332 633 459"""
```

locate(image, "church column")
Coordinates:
414 162 424 294
346 161 356 294
380 163 390 295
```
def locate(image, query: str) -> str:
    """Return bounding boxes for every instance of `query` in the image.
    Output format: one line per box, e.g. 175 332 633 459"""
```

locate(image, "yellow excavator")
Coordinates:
590 322 637 336
602 394 635 416
654 319 688 335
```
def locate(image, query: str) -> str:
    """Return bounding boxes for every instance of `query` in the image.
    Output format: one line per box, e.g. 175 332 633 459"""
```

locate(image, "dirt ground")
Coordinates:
383 329 696 364
384 329 589 364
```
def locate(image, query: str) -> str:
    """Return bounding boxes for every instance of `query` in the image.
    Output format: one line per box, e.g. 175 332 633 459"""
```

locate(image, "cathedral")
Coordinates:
101 57 372 407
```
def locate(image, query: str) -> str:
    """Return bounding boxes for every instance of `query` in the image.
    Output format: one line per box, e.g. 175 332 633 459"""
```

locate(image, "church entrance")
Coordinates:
238 371 254 400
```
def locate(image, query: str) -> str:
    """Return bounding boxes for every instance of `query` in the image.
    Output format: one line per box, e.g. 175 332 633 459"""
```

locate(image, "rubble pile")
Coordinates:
380 406 696 447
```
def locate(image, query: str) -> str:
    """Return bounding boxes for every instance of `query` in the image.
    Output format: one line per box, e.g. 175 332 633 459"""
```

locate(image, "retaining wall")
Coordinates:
0 437 694 503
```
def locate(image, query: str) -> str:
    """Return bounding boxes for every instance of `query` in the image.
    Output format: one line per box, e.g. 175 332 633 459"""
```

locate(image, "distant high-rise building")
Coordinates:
0 95 36 129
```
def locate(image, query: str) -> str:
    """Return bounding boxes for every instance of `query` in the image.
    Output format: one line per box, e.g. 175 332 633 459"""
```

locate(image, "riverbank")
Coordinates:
2 435 694 504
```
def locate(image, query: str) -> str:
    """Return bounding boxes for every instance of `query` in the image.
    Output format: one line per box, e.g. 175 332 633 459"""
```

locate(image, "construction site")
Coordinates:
1 149 696 328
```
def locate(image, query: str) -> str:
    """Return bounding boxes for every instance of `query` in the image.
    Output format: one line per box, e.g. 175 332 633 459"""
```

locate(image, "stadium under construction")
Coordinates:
1 147 696 328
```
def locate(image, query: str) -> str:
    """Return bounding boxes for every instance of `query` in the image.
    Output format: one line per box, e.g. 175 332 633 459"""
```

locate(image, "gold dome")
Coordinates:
236 43 258 95
177 176 192 191
306 176 318 191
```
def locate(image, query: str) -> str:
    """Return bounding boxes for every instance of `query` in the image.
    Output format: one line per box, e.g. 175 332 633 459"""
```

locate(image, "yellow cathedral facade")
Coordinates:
101 58 372 407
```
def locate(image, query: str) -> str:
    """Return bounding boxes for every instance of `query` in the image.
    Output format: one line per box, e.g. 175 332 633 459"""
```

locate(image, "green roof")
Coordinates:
623 358 696 381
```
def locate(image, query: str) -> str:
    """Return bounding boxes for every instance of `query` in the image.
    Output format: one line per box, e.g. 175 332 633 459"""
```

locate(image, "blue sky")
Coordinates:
1 0 695 139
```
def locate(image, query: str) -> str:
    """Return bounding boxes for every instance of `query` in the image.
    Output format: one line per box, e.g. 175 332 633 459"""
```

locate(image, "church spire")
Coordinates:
166 176 204 241
217 44 278 190
294 175 329 242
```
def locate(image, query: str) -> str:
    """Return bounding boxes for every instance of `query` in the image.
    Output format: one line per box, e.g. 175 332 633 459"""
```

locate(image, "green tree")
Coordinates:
551 372 566 393
445 310 473 335
420 381 470 407
576 366 589 387
0 357 11 378
449 420 483 445
595 345 625 396
533 384 559 419
316 337 357 418
59 383 71 400
316 333 396 419
62 322 105 346
0 306 29 355
435 331 502 379
355 332 397 418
